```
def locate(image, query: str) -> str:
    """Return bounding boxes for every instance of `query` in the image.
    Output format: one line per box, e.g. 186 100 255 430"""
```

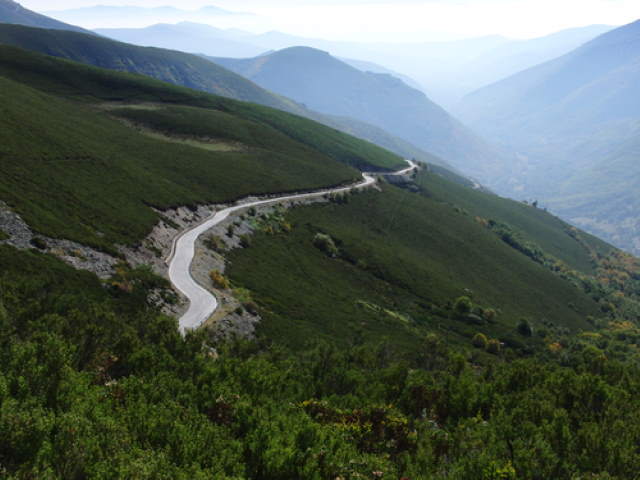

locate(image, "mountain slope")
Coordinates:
452 24 613 94
212 46 506 176
458 20 640 253
0 23 459 172
0 0 91 34
0 44 404 251
0 23 302 113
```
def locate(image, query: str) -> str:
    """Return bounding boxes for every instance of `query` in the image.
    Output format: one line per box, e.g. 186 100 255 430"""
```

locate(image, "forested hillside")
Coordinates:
0 23 456 170
0 45 402 251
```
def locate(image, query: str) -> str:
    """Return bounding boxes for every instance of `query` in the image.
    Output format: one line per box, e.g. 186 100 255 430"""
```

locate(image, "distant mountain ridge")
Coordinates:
0 0 92 34
44 4 254 27
96 22 266 59
212 46 505 176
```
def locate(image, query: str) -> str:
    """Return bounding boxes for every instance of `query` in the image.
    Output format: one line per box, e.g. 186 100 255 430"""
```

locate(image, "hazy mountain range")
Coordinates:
45 4 254 28
459 20 640 253
95 22 266 59
93 20 613 108
211 46 503 173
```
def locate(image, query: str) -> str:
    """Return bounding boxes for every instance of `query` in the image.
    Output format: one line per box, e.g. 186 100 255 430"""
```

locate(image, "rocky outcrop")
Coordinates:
0 202 118 279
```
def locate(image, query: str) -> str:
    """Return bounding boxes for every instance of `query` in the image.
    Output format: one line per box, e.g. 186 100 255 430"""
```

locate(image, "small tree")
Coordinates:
517 318 533 337
472 333 489 349
239 235 251 248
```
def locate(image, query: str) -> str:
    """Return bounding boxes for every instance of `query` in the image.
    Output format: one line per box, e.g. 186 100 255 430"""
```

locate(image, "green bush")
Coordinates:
454 296 473 316
313 233 339 257
472 332 489 349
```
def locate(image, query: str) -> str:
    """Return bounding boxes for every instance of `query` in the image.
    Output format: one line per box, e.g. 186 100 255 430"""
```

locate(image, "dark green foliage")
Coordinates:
472 332 489 349
29 237 47 250
226 183 601 350
0 45 404 252
517 319 534 337
4 244 640 478
312 233 339 257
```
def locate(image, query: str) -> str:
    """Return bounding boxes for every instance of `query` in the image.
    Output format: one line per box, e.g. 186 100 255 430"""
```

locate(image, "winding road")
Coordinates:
168 160 417 334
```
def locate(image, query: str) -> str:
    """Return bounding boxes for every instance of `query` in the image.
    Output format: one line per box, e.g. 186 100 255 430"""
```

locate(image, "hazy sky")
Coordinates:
21 0 640 40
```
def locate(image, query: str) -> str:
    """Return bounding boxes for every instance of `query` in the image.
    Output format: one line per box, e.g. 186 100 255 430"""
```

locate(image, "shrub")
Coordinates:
210 270 230 290
454 296 472 316
487 339 501 355
483 308 497 323
204 235 226 252
243 301 259 316
472 333 489 349
313 233 339 257
517 318 533 337
30 237 48 250
239 235 251 248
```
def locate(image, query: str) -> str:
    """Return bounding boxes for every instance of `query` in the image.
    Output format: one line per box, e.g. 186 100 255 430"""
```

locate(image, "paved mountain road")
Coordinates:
168 160 417 334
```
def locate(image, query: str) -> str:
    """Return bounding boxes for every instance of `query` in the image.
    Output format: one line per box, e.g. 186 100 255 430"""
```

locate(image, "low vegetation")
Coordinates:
3 242 640 478
0 45 403 253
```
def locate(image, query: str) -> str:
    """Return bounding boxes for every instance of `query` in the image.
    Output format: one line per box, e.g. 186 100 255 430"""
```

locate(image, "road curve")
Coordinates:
168 160 417 334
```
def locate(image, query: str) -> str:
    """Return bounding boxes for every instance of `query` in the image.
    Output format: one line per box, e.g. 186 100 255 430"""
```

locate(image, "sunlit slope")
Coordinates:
0 45 403 252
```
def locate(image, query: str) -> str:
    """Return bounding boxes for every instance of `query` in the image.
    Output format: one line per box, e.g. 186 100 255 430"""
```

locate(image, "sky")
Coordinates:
20 0 640 40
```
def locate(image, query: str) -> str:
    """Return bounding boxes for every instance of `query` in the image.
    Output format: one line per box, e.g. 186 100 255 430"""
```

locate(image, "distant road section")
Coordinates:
168 160 417 334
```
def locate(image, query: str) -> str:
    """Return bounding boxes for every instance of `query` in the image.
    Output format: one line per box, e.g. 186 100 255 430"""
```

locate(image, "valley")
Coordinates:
1 1 640 478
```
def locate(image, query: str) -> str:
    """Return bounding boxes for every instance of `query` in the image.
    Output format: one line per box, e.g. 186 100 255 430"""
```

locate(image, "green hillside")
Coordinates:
0 23 458 172
0 23 302 111
226 172 615 351
0 45 403 252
